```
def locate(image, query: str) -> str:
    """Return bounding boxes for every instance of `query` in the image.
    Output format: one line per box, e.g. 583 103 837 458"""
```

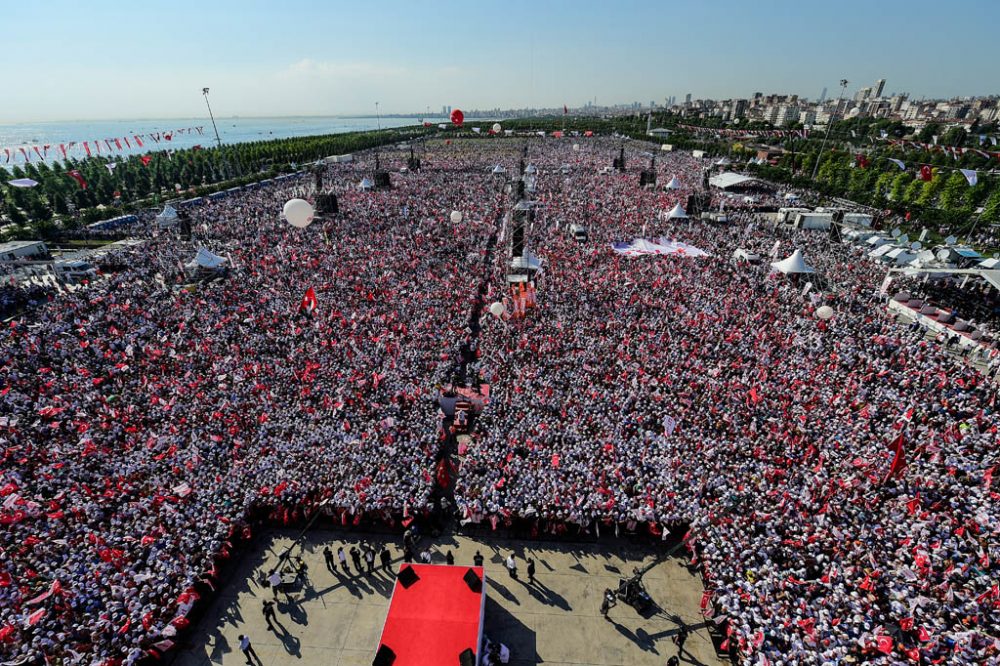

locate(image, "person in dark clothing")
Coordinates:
403 547 413 563
600 588 616 619
445 550 455 566
350 546 362 572
526 558 536 584
673 624 689 654
380 546 392 571
473 551 484 567
323 546 335 572
261 600 276 629
666 657 680 666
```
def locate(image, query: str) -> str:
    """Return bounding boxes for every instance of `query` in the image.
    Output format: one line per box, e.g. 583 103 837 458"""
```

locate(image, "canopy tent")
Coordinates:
979 257 1000 269
358 177 374 191
665 176 682 190
491 165 506 175
184 247 229 277
666 203 688 219
709 172 758 190
155 205 179 228
771 249 815 274
510 252 542 271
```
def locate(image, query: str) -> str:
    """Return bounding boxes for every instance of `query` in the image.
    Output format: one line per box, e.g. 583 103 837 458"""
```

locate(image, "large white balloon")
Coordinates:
816 306 834 320
572 144 580 151
283 199 315 228
489 302 505 318
450 210 463 224
492 123 502 133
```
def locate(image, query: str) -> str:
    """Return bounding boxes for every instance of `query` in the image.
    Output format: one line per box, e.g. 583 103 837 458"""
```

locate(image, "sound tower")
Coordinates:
374 171 392 189
686 194 697 216
316 194 339 215
372 645 396 666
314 169 323 192
639 170 656 187
516 179 526 199
512 225 525 257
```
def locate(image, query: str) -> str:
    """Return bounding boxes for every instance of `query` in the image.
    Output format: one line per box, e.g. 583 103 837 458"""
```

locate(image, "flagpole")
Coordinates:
811 79 848 181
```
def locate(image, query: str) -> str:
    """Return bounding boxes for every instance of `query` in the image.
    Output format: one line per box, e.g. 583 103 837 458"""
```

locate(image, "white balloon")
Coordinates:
283 199 315 229
492 123 502 133
450 210 463 224
573 144 580 151
816 306 834 320
489 302 505 318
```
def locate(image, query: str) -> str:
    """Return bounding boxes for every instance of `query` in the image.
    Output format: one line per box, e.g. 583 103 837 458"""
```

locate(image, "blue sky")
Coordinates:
3 0 998 122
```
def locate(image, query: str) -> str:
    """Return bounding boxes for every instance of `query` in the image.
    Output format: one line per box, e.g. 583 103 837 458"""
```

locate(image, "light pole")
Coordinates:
811 79 849 181
202 87 223 149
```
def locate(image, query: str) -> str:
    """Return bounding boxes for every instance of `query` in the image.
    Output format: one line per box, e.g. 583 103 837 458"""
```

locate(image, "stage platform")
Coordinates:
171 530 727 666
376 564 485 665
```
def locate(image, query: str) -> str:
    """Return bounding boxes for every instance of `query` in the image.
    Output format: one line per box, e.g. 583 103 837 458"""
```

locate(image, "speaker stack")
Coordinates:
374 171 392 189
315 194 339 215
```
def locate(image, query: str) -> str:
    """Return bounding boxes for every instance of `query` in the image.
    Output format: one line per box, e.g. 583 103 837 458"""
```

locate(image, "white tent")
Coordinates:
665 176 682 190
184 247 228 276
155 205 179 228
524 164 538 174
510 252 542 271
869 244 895 259
770 249 815 274
666 203 688 219
884 247 917 265
358 177 374 191
491 165 506 175
979 257 1000 269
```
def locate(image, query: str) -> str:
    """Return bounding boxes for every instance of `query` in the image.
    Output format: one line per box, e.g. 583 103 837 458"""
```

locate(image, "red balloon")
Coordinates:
423 121 432 127
450 108 464 126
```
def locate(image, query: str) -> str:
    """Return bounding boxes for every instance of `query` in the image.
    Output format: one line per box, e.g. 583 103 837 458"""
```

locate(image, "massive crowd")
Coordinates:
0 144 504 664
1 137 998 665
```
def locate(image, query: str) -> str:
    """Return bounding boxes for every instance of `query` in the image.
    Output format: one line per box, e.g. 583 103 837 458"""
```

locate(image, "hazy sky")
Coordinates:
3 0 998 123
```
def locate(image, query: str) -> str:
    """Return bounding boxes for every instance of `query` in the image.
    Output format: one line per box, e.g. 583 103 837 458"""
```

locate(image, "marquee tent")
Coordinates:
155 205 179 228
666 203 688 219
665 176 682 190
770 249 815 274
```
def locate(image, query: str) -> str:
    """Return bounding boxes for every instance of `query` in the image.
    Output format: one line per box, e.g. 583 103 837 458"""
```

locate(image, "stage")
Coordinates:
375 564 486 666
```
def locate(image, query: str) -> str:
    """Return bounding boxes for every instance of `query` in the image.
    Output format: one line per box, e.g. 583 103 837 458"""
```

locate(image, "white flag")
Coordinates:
662 415 677 437
105 162 117 174
888 159 906 170
960 169 978 187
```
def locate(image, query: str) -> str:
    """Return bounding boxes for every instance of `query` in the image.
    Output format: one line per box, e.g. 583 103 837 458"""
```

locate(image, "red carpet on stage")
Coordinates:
376 564 486 666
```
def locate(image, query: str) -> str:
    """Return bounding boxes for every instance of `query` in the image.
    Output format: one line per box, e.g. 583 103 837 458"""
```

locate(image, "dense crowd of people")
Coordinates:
456 143 999 664
1 137 998 665
0 145 505 664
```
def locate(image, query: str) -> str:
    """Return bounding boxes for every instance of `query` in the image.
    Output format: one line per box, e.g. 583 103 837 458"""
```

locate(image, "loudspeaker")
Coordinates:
314 171 323 192
374 171 391 189
458 648 475 666
512 225 525 257
373 645 396 666
316 194 338 215
516 180 525 198
639 170 656 187
407 157 421 172
397 565 419 589
462 568 482 593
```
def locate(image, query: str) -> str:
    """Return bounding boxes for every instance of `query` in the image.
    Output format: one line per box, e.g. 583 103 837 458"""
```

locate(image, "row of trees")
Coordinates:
1 126 433 239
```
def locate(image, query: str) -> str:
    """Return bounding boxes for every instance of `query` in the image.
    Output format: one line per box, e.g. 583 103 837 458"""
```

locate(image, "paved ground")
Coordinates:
171 529 727 666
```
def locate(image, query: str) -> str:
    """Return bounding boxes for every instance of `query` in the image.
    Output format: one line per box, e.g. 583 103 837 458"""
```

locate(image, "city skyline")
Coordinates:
3 0 1000 123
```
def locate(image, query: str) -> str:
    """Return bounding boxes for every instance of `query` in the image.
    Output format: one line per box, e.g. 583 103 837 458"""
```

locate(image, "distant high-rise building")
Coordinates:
819 87 827 103
685 93 692 105
733 99 748 119
874 78 886 99
442 105 447 115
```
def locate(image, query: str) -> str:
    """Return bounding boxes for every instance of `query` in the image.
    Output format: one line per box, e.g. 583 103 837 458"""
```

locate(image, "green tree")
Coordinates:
890 172 912 202
939 172 971 212
981 187 1000 223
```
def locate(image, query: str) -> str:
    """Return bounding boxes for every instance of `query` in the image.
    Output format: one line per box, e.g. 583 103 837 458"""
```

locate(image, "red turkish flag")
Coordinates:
67 170 88 190
300 287 318 314
919 165 933 181
140 156 152 166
